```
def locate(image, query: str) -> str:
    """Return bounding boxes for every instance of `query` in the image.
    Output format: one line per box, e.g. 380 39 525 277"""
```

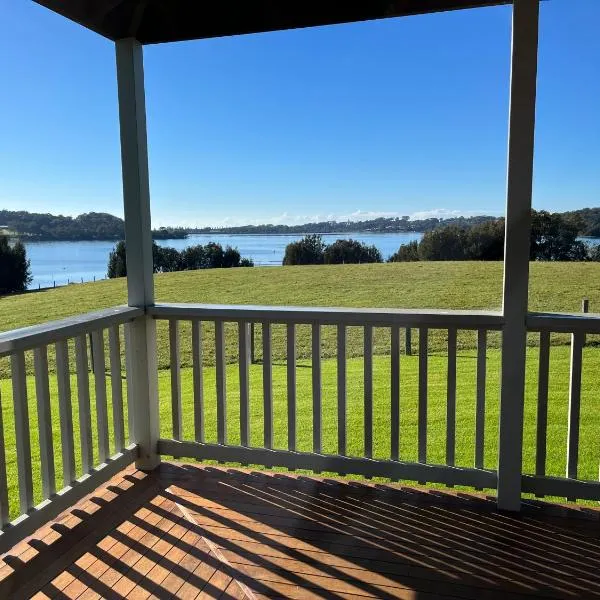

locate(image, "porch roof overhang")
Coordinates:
33 0 511 45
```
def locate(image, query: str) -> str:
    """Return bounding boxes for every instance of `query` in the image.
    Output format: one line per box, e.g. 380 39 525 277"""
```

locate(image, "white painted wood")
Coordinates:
567 332 584 481
0 389 8 526
418 327 428 465
312 323 322 454
158 439 498 490
123 322 134 442
0 307 142 358
527 312 600 333
287 323 297 452
390 326 400 461
522 473 600 502
215 320 227 445
191 320 204 443
149 304 504 329
91 330 109 463
126 315 160 470
238 322 250 447
364 325 373 459
536 330 550 480
116 38 160 471
337 324 346 456
11 351 33 513
0 444 138 556
169 320 182 440
55 340 76 485
497 0 540 512
33 345 55 498
262 322 273 449
446 328 457 467
108 325 125 450
475 329 487 471
75 334 93 472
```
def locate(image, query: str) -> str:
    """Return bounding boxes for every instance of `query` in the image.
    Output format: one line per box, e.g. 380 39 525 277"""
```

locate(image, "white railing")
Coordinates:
2 302 600 554
151 303 600 504
150 303 504 489
0 306 141 554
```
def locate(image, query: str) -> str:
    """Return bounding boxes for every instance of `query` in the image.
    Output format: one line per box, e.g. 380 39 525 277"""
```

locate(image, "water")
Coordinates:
24 232 600 290
23 232 423 289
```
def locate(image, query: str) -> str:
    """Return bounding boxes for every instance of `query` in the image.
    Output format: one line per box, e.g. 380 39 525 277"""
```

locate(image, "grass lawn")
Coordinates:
0 262 599 518
0 261 599 378
1 343 599 519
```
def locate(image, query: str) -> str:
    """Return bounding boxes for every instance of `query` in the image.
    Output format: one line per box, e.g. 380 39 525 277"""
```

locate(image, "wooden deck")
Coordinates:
1 463 600 599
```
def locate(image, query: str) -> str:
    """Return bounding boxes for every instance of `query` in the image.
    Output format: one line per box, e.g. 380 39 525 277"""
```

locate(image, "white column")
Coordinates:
116 38 160 470
497 0 539 511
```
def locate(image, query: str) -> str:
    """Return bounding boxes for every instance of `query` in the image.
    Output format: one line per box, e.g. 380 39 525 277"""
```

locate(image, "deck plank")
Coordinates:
1 463 600 600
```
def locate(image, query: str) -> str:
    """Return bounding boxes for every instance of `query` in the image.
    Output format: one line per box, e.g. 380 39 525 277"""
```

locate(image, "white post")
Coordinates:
497 0 539 511
116 38 160 470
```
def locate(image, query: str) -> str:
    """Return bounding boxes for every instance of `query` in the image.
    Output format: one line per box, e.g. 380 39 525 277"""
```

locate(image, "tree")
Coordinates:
282 235 326 265
530 210 587 261
418 226 469 260
388 240 420 262
107 240 128 278
323 239 382 264
0 237 32 294
464 220 505 260
222 246 242 268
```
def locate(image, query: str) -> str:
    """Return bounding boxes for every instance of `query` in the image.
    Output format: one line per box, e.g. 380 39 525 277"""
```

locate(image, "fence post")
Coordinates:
250 322 256 364
116 38 160 470
405 328 412 356
497 0 539 512
582 298 589 345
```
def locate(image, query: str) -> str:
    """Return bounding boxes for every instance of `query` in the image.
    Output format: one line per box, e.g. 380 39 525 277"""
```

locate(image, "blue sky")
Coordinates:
0 1 598 227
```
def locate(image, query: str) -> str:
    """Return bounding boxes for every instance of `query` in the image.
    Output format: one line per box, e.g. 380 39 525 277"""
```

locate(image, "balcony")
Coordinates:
3 0 589 597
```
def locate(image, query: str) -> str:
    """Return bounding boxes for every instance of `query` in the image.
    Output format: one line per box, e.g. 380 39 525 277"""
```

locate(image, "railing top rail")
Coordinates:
0 306 143 356
149 303 505 329
527 311 600 333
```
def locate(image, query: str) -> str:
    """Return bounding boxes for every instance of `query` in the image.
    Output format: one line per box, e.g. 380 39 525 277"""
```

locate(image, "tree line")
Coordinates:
0 210 187 241
389 211 597 262
107 241 253 278
282 211 600 265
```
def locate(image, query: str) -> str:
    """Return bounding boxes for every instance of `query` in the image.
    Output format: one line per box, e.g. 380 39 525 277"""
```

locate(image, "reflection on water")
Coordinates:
23 232 424 289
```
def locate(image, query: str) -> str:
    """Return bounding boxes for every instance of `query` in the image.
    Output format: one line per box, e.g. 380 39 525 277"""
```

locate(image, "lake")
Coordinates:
23 232 424 289
23 232 600 290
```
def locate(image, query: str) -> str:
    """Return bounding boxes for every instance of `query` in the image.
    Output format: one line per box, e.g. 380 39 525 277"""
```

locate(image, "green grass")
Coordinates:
2 344 599 519
1 262 600 378
1 262 600 517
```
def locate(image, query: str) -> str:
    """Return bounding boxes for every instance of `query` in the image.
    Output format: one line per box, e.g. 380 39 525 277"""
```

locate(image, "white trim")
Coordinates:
497 0 539 512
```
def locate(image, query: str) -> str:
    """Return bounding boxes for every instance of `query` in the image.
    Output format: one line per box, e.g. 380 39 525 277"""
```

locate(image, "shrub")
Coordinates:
324 239 382 264
282 234 326 265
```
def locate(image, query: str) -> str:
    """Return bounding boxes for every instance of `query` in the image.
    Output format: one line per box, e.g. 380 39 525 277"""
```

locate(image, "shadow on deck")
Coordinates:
1 462 600 599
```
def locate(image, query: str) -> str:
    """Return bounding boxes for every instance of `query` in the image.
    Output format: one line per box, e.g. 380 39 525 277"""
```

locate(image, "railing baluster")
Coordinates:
390 326 400 461
124 323 135 442
108 325 125 450
475 329 487 472
92 330 109 462
263 322 273 449
11 351 33 513
191 320 204 443
312 323 322 454
34 345 55 498
418 327 428 466
215 319 227 445
364 325 373 459
287 323 297 452
567 331 584 482
536 330 550 484
56 339 76 485
169 320 182 440
446 328 457 467
0 389 8 525
75 334 93 472
337 324 346 456
239 322 250 447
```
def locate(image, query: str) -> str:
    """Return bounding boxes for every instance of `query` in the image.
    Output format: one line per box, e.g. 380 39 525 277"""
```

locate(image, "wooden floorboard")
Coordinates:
2 463 600 599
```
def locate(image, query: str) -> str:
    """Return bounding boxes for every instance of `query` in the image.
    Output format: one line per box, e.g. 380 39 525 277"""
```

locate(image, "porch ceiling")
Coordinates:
33 0 511 45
